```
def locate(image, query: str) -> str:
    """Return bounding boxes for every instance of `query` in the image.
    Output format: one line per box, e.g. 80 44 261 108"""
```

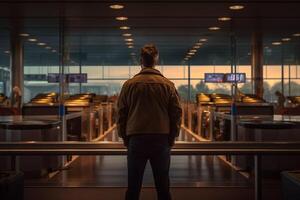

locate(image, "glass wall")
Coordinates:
23 19 60 102
263 36 300 102
0 25 11 98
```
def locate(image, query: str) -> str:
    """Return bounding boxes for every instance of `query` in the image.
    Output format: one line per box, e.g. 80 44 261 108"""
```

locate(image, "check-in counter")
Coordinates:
237 119 300 172
22 104 84 140
0 115 62 176
194 93 272 140
214 114 300 172
22 93 114 141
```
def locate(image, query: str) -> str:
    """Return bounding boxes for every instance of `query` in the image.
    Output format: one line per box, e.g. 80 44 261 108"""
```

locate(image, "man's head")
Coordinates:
140 44 159 68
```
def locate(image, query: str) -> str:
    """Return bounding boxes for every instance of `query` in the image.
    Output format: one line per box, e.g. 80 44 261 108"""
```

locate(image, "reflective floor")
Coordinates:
26 155 249 187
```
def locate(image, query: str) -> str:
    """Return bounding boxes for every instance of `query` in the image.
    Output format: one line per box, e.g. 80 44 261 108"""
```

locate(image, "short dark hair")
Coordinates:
140 44 158 67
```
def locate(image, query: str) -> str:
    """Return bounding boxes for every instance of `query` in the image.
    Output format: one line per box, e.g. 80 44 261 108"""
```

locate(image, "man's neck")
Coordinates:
141 66 155 69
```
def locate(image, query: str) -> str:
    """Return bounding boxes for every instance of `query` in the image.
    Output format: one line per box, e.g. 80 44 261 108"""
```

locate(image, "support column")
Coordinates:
251 26 264 98
10 21 24 100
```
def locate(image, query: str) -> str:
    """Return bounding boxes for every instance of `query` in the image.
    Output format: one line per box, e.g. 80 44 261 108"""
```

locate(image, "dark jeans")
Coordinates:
126 134 172 200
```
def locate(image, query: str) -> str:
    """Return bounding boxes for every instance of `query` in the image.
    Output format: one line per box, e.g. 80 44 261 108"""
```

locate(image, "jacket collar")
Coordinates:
135 67 164 77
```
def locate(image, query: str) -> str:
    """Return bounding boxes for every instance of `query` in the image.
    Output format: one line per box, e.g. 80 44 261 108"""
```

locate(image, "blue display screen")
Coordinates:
204 73 224 83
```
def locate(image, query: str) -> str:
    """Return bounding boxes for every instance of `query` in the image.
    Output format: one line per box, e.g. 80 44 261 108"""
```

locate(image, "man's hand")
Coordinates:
123 137 129 147
168 137 175 147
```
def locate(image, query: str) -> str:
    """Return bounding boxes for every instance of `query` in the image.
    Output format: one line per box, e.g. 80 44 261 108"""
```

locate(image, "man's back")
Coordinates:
119 67 177 135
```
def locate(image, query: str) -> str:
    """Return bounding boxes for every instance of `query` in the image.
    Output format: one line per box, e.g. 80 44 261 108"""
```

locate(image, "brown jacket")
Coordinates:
117 67 182 141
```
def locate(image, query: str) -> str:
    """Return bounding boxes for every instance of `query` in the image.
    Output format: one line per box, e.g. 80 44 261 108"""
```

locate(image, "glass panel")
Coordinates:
23 19 59 103
0 27 10 98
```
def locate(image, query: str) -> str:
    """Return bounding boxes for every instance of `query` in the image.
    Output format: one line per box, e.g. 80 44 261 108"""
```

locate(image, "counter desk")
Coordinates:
214 113 300 171
0 115 62 176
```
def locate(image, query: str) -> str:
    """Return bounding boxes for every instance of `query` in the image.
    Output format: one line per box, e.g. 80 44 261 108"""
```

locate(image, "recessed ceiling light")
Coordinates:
186 55 192 58
126 42 134 45
45 46 52 49
19 33 30 37
120 26 130 30
4 50 10 54
109 4 124 9
184 57 189 60
116 16 128 21
196 42 203 45
130 53 136 56
125 38 134 42
123 33 132 37
229 5 244 10
193 45 201 49
209 26 220 31
292 33 300 37
51 49 57 53
28 38 37 42
37 42 46 46
190 49 197 53
272 42 282 46
128 46 134 49
282 38 291 42
199 39 207 42
218 17 231 21
188 52 195 55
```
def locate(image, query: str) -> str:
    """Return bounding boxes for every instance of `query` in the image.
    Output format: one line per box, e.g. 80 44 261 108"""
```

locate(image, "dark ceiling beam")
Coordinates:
1 1 300 3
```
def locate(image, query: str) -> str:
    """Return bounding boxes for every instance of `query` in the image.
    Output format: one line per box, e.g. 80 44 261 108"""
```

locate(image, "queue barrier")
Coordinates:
1 141 300 200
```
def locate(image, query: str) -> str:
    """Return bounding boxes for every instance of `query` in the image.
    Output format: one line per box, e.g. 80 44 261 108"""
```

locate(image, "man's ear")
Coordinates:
155 55 159 65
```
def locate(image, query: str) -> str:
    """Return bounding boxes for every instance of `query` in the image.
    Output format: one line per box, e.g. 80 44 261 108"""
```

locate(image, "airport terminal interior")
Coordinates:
1 0 300 200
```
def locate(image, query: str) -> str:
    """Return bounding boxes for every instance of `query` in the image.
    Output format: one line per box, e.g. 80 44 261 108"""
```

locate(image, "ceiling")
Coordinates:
0 0 300 66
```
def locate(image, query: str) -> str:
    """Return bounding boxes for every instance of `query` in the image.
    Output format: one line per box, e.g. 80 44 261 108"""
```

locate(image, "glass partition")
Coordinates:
0 25 11 98
23 19 60 102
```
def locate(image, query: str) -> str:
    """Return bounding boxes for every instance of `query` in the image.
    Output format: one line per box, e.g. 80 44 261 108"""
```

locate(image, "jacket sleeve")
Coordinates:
168 86 183 141
117 83 128 140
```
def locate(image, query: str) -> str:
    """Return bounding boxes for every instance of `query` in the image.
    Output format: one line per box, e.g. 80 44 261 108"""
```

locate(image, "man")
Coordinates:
117 44 182 200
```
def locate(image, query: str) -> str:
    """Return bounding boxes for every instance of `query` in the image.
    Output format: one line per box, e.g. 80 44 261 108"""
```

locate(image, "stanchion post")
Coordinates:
98 107 104 136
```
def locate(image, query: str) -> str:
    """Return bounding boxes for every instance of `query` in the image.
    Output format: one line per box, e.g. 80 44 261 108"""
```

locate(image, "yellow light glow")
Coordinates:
293 33 300 37
123 33 132 37
209 26 220 31
128 46 134 48
19 33 30 37
199 39 207 42
37 42 46 46
229 5 244 10
188 52 195 55
28 38 37 42
120 26 130 30
218 17 231 21
190 49 197 53
125 38 134 42
116 16 128 21
282 38 291 42
109 4 124 9
193 45 201 49
272 42 282 46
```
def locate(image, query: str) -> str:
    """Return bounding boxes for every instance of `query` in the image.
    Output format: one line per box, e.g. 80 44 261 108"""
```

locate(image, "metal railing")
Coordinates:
1 141 300 200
